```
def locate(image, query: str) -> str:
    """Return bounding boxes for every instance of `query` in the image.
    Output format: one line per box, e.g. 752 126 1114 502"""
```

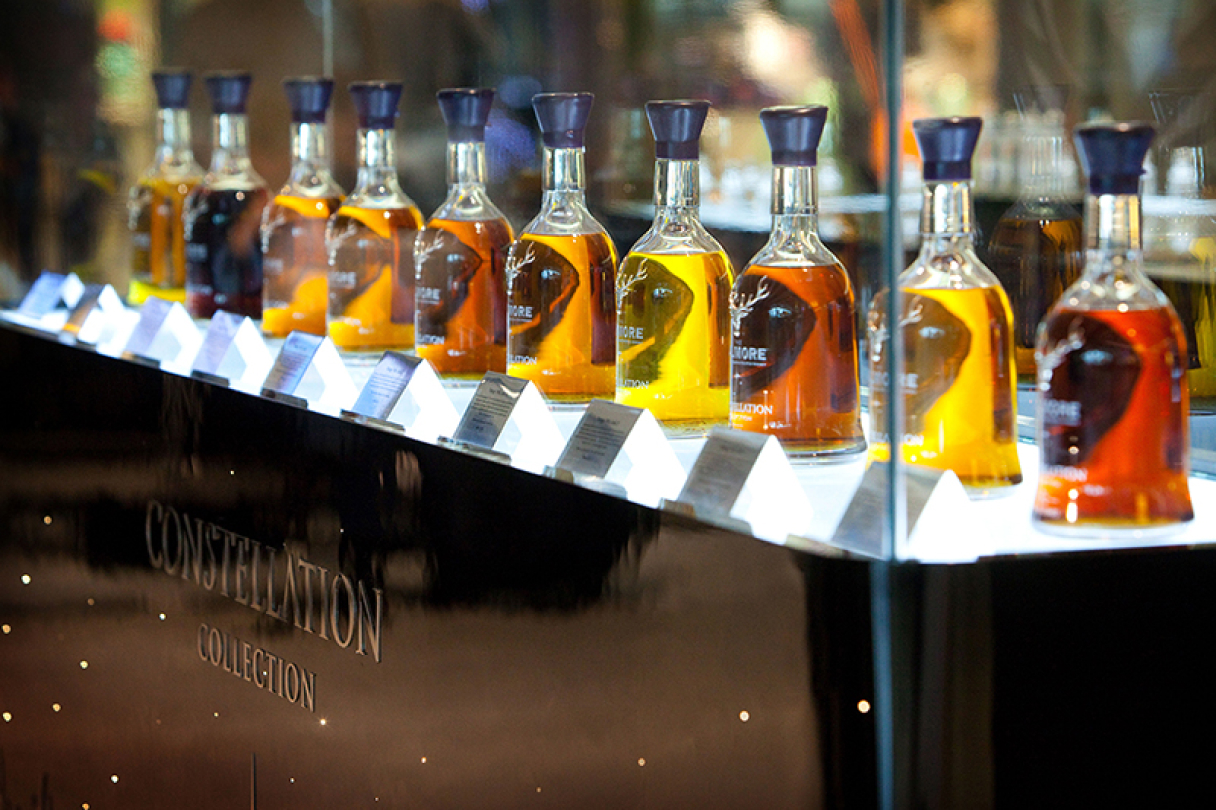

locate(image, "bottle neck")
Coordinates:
155 108 195 164
771 164 819 236
1085 193 1141 254
920 180 975 243
654 158 700 212
1023 128 1067 197
353 127 402 196
209 113 253 174
1165 146 1205 198
447 141 487 188
541 146 586 208
290 122 331 174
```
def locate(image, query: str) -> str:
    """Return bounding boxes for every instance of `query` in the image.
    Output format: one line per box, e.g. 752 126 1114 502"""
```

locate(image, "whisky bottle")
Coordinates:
1034 122 1192 535
326 81 422 350
506 92 616 400
730 105 864 457
261 77 344 337
128 69 203 306
415 88 514 377
616 100 735 428
1144 90 1216 411
184 72 270 319
868 117 1022 496
987 93 1083 380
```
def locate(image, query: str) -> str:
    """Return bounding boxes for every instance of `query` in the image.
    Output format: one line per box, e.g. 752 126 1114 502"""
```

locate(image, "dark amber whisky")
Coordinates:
729 105 863 457
415 89 514 377
184 72 269 319
1034 122 1193 535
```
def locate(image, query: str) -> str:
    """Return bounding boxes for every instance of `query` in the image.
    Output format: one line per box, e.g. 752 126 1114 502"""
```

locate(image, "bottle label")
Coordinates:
729 275 814 403
615 257 694 386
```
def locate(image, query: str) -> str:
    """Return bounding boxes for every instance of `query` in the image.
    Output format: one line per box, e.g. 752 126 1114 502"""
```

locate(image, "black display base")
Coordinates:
3 322 1216 808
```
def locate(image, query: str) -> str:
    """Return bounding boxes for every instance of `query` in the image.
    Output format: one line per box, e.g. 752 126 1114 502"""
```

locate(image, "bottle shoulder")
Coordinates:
521 200 608 238
749 229 842 270
627 214 727 258
279 170 345 201
900 244 1003 291
431 185 507 224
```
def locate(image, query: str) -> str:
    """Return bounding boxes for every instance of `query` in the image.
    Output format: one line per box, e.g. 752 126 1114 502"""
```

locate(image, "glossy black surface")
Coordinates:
0 324 877 808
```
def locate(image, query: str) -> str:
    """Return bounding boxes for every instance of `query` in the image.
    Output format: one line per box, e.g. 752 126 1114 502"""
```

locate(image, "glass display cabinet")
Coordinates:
1 0 1215 807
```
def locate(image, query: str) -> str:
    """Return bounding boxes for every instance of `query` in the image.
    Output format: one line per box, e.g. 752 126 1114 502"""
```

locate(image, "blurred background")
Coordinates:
0 0 1213 306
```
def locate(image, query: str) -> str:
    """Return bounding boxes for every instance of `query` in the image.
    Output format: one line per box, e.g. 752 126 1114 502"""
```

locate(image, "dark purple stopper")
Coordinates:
913 116 983 181
152 69 191 110
533 92 594 149
283 77 334 124
437 88 495 143
645 100 711 160
349 81 402 130
760 105 829 167
204 71 253 115
1074 122 1155 196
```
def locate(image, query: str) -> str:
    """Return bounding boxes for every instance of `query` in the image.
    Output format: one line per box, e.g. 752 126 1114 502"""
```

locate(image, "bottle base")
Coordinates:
1032 516 1192 540
963 478 1023 500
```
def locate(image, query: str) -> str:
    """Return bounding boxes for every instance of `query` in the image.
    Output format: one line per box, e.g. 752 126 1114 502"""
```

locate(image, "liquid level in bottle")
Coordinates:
987 208 1084 379
1035 305 1192 533
1145 235 1216 410
730 262 864 457
869 285 1022 495
185 186 269 319
262 194 342 337
506 233 617 400
415 217 514 377
130 176 199 305
327 205 422 351
616 251 733 428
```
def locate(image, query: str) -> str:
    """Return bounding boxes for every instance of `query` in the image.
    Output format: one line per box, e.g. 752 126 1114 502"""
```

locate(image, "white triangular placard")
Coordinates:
676 426 812 544
343 351 458 442
445 372 564 474
18 271 84 319
191 312 272 393
261 332 356 416
61 284 128 349
556 399 686 507
122 297 201 374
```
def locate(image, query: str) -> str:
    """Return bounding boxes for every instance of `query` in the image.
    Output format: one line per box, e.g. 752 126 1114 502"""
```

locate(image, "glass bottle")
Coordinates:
261 77 344 337
506 92 616 400
415 88 515 377
326 82 422 350
730 105 864 458
1034 122 1192 535
1144 90 1216 411
184 72 270 319
128 69 203 306
868 117 1022 497
987 91 1084 381
615 100 735 429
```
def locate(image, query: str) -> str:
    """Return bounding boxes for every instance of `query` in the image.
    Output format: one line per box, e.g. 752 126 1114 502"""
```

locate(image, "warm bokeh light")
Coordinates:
80 660 89 669
52 703 62 712
638 758 646 766
110 775 119 784
858 700 872 713
739 710 750 722
21 575 30 585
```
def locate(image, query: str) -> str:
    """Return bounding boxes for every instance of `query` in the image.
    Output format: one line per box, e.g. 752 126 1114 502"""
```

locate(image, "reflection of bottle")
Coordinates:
129 70 203 305
1144 90 1216 410
616 100 735 429
987 94 1083 380
868 117 1022 496
506 92 616 400
1035 123 1192 535
184 72 270 319
729 106 864 458
326 82 422 350
415 88 514 377
261 78 344 337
